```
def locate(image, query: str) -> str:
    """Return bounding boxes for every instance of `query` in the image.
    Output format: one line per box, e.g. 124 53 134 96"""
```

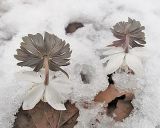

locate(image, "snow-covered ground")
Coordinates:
0 0 160 127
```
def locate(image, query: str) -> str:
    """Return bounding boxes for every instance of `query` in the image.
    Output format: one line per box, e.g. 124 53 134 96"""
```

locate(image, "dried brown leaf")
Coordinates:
14 101 79 128
94 84 134 121
65 22 84 34
113 100 133 121
94 84 133 103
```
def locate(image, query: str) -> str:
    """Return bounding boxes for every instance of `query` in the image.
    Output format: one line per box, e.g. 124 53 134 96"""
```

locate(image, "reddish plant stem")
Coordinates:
43 56 49 86
125 35 130 53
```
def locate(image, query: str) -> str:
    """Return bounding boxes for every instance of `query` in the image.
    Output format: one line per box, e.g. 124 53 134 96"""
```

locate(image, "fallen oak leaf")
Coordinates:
14 101 79 128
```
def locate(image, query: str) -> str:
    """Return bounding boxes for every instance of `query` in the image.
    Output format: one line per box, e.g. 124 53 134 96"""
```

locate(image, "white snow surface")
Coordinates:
0 0 160 128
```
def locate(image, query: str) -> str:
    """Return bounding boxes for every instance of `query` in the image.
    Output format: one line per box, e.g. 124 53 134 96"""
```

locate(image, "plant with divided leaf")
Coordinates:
95 18 147 121
101 18 147 75
14 32 72 110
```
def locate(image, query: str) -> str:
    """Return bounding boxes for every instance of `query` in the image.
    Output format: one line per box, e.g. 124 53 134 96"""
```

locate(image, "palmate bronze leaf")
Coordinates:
14 32 72 78
109 18 146 48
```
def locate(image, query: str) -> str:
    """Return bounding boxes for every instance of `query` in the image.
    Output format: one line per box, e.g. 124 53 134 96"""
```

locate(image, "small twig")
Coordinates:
125 35 130 53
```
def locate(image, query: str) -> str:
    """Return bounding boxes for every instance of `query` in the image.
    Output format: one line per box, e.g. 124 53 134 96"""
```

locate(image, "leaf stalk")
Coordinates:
44 56 49 86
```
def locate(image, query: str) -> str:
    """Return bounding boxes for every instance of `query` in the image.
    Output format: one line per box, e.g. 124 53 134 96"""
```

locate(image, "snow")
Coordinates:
0 0 160 128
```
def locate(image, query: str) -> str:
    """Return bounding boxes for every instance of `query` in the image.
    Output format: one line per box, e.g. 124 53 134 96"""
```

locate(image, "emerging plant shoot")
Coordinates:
14 32 72 110
101 18 146 75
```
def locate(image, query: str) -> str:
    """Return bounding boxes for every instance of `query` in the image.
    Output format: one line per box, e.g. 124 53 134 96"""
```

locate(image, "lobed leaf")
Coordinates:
14 32 71 75
110 18 146 48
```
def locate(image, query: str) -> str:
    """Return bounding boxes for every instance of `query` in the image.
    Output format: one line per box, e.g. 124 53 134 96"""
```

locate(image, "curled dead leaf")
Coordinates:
94 84 133 103
94 84 134 122
65 22 84 34
113 100 133 121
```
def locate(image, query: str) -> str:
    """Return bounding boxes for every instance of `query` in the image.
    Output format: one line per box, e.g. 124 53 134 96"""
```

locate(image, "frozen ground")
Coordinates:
0 0 160 127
